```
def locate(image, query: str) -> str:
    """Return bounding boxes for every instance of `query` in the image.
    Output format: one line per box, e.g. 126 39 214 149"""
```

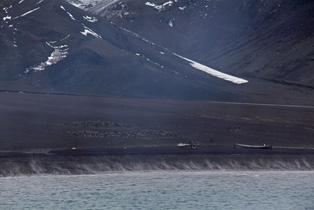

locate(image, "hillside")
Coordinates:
1 0 314 103
92 0 314 87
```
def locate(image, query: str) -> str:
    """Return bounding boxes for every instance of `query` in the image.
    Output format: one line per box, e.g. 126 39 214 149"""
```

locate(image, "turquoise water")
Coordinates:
1 171 314 210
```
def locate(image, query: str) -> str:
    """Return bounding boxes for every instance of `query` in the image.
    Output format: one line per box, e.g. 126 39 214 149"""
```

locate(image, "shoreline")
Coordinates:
2 145 314 176
2 145 314 159
1 151 314 177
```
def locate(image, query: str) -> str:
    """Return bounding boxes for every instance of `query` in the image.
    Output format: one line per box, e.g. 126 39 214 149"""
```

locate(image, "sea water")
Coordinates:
1 171 314 210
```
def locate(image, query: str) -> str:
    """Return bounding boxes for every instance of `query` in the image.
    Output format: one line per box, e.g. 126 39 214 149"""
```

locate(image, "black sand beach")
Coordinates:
1 91 314 175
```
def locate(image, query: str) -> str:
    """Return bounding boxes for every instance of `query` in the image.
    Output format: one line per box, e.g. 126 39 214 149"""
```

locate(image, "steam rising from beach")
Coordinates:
1 155 314 177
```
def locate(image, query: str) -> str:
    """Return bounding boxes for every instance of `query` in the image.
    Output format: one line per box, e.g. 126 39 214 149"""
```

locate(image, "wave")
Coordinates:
1 155 314 176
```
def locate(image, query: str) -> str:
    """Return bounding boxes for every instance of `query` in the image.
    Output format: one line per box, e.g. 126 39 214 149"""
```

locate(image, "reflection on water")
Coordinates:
1 171 314 210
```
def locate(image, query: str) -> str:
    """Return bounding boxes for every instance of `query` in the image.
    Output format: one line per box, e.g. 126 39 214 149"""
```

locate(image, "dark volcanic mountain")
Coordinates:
88 0 314 86
1 0 314 103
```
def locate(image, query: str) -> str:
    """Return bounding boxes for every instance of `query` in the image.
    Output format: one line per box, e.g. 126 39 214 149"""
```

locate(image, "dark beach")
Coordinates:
1 91 314 175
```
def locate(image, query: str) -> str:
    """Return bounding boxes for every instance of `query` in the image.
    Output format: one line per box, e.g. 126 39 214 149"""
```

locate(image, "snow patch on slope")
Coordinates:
145 1 174 12
60 6 76 21
3 16 12 21
81 24 102 38
20 7 40 18
174 54 248 84
25 42 69 73
37 0 45 4
11 7 40 20
83 15 97 22
135 53 163 68
168 19 174 27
